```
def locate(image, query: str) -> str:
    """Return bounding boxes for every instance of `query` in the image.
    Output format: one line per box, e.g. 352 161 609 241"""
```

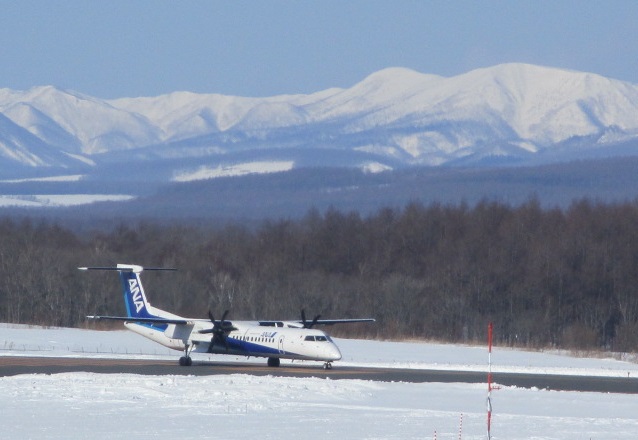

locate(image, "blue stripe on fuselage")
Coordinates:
211 337 298 357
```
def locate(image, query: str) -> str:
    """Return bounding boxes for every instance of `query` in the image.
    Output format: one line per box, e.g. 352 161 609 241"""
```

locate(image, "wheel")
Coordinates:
179 356 193 366
323 362 333 370
186 356 192 366
179 356 186 366
267 357 281 367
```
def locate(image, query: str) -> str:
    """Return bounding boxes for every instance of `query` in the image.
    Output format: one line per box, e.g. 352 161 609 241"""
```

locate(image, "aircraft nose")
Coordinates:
327 343 342 361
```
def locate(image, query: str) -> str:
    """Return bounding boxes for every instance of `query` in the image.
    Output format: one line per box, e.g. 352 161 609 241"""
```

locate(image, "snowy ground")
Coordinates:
1 324 638 439
172 160 295 181
0 193 134 207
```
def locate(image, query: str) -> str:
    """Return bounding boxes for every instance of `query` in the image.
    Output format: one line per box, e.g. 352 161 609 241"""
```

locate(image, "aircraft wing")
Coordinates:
311 318 376 326
87 315 191 325
258 318 375 327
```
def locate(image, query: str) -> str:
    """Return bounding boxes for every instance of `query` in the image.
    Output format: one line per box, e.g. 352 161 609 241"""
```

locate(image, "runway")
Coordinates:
2 356 638 394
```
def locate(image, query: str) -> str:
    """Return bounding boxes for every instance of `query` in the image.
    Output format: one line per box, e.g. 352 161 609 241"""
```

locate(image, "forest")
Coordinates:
1 197 638 352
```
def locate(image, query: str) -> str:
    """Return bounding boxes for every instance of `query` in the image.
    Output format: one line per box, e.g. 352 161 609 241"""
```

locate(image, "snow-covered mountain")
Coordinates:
1 63 638 180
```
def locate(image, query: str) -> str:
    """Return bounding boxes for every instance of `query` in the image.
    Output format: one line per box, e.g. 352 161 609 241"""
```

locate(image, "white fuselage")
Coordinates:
124 319 342 362
80 264 368 367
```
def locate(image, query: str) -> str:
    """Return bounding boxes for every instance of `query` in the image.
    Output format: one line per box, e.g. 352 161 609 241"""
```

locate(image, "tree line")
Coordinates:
1 197 638 352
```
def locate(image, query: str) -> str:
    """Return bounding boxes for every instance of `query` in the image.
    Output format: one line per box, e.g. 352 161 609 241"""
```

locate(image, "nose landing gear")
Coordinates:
323 362 333 370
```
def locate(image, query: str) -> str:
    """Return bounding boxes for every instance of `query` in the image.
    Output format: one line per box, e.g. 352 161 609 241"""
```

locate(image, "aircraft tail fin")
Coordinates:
118 264 156 319
79 264 176 320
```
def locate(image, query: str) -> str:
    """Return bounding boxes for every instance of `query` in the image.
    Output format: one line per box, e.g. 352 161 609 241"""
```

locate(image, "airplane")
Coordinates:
80 264 374 369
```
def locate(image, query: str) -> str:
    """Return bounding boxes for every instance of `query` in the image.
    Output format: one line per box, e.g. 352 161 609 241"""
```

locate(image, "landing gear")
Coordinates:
323 362 333 370
267 357 280 367
179 343 193 366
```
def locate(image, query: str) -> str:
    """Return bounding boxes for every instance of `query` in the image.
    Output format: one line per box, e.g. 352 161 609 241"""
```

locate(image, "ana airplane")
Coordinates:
80 264 374 369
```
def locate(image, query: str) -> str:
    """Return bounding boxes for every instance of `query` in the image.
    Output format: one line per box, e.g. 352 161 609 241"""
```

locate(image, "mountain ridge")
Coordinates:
1 63 638 180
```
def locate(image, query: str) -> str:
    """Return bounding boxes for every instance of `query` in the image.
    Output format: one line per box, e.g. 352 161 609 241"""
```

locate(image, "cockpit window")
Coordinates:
304 335 329 342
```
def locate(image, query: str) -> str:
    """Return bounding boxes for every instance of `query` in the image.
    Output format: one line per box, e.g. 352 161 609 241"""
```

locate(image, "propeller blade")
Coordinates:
211 333 230 351
207 309 232 351
301 309 322 329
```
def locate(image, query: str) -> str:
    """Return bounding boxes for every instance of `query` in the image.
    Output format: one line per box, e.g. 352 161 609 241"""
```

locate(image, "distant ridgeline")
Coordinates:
1 156 638 220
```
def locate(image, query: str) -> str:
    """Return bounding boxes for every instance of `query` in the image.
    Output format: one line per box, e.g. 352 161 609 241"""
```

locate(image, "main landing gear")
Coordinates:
179 343 193 366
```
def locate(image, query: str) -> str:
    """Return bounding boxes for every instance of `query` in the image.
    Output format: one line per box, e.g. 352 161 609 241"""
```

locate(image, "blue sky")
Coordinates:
2 1 637 99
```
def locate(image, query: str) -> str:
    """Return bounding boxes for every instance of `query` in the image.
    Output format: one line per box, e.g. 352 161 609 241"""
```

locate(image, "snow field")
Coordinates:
1 324 637 439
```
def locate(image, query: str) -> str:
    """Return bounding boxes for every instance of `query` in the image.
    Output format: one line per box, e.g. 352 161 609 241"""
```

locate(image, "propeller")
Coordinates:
200 310 235 351
301 309 321 329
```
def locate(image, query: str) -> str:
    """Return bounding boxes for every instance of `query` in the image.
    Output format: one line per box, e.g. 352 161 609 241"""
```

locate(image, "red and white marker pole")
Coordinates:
487 322 493 440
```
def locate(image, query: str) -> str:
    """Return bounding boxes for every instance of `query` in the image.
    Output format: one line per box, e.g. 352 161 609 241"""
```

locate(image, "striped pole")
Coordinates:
487 322 493 440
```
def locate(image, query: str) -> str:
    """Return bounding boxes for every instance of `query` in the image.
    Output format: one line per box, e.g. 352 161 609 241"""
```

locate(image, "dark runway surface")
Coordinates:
2 356 638 394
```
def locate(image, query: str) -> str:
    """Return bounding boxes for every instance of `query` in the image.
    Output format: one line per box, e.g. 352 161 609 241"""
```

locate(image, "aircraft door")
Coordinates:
278 335 285 354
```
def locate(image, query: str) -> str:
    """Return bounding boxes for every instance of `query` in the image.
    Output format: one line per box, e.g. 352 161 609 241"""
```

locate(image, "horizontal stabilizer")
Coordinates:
79 265 176 273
